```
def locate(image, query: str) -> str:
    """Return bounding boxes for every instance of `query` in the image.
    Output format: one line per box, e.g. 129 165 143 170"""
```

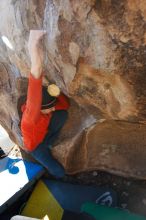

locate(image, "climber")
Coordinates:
19 30 70 178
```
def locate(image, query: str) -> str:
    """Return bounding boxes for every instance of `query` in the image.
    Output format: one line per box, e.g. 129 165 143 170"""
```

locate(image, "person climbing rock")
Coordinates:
19 30 70 178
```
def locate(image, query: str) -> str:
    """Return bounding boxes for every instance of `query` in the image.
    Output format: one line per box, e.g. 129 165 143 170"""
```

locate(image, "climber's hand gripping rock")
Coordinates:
28 30 46 79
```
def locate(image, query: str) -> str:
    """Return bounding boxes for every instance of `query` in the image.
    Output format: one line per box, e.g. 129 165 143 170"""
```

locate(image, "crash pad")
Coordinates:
22 179 116 219
43 179 117 212
21 180 64 220
0 156 44 214
81 202 146 220
11 216 39 220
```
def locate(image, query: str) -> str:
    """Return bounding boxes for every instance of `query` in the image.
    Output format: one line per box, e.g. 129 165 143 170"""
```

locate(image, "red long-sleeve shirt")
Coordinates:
21 73 70 152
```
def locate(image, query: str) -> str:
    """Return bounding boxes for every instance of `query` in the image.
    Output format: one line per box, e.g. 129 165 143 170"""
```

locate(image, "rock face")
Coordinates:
0 0 146 178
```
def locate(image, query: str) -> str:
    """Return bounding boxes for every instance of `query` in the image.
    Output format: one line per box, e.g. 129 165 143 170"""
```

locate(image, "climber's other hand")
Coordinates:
41 107 55 114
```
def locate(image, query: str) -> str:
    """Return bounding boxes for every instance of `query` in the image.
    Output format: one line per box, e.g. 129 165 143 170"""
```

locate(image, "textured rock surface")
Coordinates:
0 0 146 178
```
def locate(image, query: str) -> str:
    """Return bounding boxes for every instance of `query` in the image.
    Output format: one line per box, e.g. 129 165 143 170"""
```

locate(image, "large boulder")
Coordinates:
0 0 146 178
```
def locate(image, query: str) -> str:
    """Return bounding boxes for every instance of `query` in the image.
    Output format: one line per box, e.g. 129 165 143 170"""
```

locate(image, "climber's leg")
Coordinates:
29 110 68 178
30 140 65 178
43 110 68 149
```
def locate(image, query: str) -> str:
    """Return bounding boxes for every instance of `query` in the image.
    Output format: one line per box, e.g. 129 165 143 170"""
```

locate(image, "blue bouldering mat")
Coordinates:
43 179 117 212
0 156 45 214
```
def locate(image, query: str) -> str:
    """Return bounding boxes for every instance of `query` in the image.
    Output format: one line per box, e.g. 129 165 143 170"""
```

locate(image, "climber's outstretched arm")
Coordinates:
24 30 46 123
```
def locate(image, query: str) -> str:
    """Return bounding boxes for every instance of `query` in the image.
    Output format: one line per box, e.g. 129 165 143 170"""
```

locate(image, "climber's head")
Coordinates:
41 86 56 109
42 84 60 109
17 84 60 119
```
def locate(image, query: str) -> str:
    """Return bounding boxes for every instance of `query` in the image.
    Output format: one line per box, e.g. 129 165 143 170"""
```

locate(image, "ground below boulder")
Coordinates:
8 145 146 217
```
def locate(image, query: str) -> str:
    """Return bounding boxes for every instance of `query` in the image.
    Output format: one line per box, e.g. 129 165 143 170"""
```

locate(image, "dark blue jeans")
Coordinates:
30 110 68 178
